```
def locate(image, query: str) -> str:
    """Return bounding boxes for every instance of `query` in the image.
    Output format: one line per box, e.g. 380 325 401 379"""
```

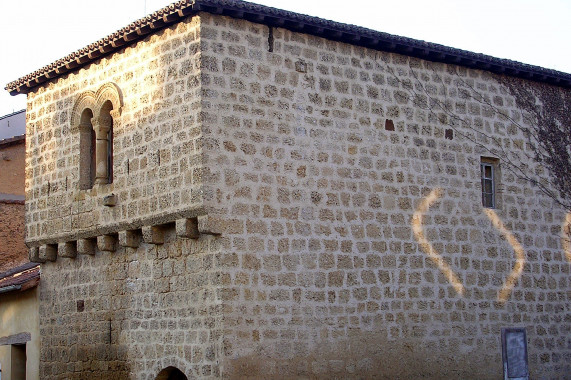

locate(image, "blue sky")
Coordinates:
1 0 570 116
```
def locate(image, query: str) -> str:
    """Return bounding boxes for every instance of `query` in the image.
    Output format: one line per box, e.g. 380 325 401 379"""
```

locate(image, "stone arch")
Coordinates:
93 83 122 185
95 82 123 115
71 91 96 131
71 92 97 189
155 366 188 380
72 82 123 188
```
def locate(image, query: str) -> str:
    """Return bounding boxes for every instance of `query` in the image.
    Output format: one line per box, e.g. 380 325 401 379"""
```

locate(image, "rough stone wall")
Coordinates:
24 16 204 245
0 202 27 272
0 139 27 272
26 15 225 380
198 14 570 379
38 231 223 380
0 140 25 195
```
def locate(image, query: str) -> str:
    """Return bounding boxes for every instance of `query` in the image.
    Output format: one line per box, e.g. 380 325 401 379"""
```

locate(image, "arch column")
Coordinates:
92 116 112 185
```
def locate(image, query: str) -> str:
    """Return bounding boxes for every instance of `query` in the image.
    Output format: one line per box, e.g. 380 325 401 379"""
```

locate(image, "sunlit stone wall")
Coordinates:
29 16 226 380
198 13 569 379
25 16 204 246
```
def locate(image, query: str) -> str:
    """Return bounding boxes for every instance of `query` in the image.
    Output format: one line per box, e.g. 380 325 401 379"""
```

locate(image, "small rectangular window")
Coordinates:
481 157 499 208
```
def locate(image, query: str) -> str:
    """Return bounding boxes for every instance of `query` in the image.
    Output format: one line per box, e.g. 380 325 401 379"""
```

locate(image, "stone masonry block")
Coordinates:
77 239 96 255
39 244 57 262
176 218 200 239
58 241 77 258
142 225 164 245
97 235 117 252
29 247 43 263
197 215 222 235
119 230 140 248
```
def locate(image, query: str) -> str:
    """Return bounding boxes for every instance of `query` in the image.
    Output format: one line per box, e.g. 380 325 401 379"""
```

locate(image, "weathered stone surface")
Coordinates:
58 241 77 258
197 215 223 236
97 235 116 252
176 218 200 239
38 244 57 262
118 230 140 248
76 238 95 255
142 225 164 245
28 246 43 263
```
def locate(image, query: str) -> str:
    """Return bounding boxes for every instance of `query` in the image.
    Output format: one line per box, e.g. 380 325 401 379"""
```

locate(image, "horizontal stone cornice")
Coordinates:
28 213 222 263
25 205 208 248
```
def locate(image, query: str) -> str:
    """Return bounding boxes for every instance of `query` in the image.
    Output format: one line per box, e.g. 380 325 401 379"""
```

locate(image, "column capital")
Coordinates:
91 116 112 135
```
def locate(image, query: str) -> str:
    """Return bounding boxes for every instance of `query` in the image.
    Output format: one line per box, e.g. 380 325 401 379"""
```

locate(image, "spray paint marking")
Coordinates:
483 209 526 304
412 188 464 296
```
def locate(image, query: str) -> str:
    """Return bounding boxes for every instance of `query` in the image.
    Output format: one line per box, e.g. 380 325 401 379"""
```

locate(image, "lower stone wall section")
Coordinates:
0 202 27 272
38 228 223 380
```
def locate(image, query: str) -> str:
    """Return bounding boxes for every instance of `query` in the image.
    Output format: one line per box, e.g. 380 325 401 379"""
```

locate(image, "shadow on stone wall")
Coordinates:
225 330 501 379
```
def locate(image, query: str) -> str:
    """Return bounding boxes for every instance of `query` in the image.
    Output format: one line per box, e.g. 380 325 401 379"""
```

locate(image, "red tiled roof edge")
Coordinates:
0 263 40 293
5 0 571 95
0 262 38 281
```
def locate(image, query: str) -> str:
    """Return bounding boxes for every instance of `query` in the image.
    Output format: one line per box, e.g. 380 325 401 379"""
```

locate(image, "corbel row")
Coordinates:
29 216 221 263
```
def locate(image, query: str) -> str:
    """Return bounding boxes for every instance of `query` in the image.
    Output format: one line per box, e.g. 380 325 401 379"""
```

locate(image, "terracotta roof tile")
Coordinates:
0 262 40 293
5 0 571 94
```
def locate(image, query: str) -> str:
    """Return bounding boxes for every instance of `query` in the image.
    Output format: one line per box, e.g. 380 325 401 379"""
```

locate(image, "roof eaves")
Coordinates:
0 262 39 281
0 134 25 147
0 265 41 294
5 0 571 95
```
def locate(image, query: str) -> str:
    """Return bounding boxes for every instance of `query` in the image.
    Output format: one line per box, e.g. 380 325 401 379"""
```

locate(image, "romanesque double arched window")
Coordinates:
71 83 122 189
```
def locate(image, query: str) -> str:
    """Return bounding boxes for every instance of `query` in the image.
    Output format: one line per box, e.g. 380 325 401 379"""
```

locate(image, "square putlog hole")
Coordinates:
77 300 85 312
385 119 395 131
445 129 454 140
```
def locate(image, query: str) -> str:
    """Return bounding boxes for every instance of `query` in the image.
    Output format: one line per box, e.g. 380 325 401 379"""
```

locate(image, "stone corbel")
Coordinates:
58 241 77 258
119 230 140 248
29 247 43 263
39 244 57 262
142 225 164 245
77 238 96 255
176 218 200 239
97 235 117 252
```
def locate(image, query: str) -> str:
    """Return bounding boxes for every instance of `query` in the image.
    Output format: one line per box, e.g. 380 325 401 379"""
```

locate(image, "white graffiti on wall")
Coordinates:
483 208 526 304
413 188 570 303
411 188 550 303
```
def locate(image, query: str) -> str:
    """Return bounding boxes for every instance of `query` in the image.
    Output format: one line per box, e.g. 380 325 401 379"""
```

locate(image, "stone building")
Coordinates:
5 0 571 379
